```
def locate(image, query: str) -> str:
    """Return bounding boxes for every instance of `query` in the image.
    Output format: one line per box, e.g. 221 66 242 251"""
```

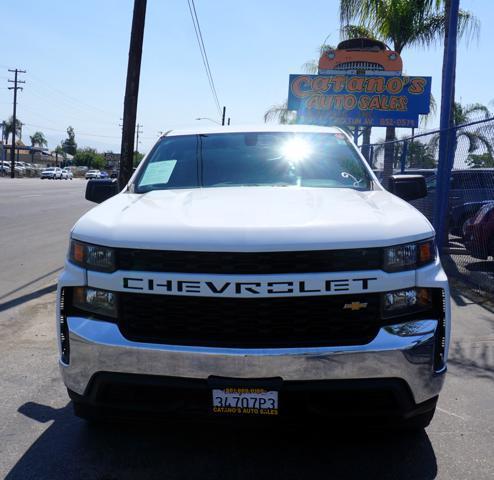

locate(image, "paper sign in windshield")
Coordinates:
139 160 177 186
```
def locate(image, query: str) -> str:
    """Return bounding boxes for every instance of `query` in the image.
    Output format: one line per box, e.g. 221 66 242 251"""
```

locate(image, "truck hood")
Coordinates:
72 186 434 251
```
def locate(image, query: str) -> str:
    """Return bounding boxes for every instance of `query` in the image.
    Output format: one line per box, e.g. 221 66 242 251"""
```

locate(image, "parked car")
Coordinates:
61 168 73 180
463 202 494 259
412 169 494 223
41 167 63 179
1 161 25 177
85 169 101 180
450 200 493 237
99 171 109 179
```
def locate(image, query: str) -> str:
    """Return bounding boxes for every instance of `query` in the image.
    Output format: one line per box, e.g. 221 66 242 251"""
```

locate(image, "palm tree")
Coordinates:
2 117 23 144
429 102 492 156
264 101 296 124
30 131 48 148
29 131 48 147
339 0 478 184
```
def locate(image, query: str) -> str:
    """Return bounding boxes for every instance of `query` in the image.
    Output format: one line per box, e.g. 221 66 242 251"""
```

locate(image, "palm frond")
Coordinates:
457 130 493 155
340 24 376 40
463 103 491 120
264 101 296 124
301 60 318 73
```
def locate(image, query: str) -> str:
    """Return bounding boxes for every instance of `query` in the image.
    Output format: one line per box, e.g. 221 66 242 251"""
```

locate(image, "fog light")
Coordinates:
383 287 432 318
73 287 118 319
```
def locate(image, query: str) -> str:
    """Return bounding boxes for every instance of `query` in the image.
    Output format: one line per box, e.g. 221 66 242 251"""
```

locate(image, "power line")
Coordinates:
186 0 221 116
23 122 122 139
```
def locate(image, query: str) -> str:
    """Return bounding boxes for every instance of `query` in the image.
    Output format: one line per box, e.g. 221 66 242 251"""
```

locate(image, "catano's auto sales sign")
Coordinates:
287 74 432 128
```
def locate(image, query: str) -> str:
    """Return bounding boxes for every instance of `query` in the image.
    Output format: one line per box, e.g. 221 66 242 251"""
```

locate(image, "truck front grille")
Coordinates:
335 61 384 71
118 293 381 348
116 249 382 274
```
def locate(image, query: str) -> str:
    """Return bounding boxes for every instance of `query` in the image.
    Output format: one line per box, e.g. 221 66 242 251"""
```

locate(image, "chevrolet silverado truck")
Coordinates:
57 125 449 428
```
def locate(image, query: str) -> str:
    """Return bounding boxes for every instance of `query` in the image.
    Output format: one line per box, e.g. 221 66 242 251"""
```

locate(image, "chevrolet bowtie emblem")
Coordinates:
343 301 368 311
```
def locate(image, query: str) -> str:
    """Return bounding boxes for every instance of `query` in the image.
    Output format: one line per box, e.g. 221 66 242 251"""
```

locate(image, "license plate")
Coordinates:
212 387 279 416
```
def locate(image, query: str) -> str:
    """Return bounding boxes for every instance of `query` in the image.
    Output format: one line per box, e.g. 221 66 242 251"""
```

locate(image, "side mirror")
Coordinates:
85 179 119 203
388 175 427 201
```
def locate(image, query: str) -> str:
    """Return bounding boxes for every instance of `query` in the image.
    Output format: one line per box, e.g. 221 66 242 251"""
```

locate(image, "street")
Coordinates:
0 179 493 479
0 178 91 307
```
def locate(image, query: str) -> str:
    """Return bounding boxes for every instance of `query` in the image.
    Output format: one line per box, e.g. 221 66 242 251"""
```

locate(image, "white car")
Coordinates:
41 167 63 179
85 170 101 180
58 125 450 429
1 160 27 176
61 168 73 180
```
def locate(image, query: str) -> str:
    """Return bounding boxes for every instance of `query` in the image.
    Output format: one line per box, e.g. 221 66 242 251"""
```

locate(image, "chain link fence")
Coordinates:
362 117 494 296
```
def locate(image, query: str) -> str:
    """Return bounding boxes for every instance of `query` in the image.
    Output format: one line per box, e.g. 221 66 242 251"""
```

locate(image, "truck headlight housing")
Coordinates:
72 287 118 319
383 239 435 272
69 240 116 272
382 287 432 318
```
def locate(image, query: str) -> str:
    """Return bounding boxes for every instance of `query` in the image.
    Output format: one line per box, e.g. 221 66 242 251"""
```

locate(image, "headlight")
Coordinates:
382 287 432 319
69 240 116 272
383 239 435 272
72 287 118 319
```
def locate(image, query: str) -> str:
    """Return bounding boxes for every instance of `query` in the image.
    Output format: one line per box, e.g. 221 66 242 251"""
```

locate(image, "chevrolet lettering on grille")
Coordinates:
122 276 378 297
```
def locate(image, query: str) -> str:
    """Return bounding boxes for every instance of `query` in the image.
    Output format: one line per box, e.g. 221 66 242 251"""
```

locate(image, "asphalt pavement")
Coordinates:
0 178 91 308
0 178 493 479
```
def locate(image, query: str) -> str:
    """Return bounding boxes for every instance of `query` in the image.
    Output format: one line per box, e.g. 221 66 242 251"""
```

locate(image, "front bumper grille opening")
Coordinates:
118 293 382 348
59 288 70 365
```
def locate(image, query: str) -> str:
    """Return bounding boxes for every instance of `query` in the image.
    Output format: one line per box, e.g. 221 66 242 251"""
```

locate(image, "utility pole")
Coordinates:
134 123 143 163
8 69 26 178
221 106 226 126
227 118 230 126
119 0 147 189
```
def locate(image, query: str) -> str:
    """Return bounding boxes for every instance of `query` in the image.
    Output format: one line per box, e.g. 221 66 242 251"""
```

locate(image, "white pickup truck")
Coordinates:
57 125 449 428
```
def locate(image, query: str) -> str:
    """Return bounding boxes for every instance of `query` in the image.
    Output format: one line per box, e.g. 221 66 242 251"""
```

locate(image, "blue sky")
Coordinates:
0 0 491 153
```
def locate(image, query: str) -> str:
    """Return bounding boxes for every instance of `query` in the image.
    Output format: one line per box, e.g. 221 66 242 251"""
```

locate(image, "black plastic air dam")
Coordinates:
68 373 438 424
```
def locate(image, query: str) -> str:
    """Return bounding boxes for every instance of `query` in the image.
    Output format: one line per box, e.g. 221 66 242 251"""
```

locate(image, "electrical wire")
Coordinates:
186 0 222 117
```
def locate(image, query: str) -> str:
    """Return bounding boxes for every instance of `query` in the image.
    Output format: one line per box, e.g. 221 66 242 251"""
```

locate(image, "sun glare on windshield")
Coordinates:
280 137 313 163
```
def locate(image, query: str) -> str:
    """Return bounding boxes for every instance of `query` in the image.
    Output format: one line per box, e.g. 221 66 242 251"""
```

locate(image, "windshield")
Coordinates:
135 132 372 193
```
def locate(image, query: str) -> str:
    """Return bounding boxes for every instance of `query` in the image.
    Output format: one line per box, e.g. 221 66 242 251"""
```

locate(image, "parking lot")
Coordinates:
0 179 493 479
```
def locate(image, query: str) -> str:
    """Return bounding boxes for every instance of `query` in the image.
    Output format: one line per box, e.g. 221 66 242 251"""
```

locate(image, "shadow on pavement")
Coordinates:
0 267 62 301
0 284 57 313
7 401 438 480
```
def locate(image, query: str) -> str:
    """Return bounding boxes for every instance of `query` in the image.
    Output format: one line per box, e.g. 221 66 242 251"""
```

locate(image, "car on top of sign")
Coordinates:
318 38 402 76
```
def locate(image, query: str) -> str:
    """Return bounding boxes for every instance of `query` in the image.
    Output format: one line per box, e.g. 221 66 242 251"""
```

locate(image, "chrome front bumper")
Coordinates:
61 316 445 405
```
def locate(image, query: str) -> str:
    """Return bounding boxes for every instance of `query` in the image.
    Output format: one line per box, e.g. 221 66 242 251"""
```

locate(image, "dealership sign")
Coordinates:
287 74 432 128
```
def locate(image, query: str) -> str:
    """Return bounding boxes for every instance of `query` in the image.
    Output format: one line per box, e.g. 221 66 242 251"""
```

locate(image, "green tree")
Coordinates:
73 147 105 169
2 116 23 144
466 152 494 168
62 126 77 155
30 131 48 148
339 0 478 184
375 138 437 169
